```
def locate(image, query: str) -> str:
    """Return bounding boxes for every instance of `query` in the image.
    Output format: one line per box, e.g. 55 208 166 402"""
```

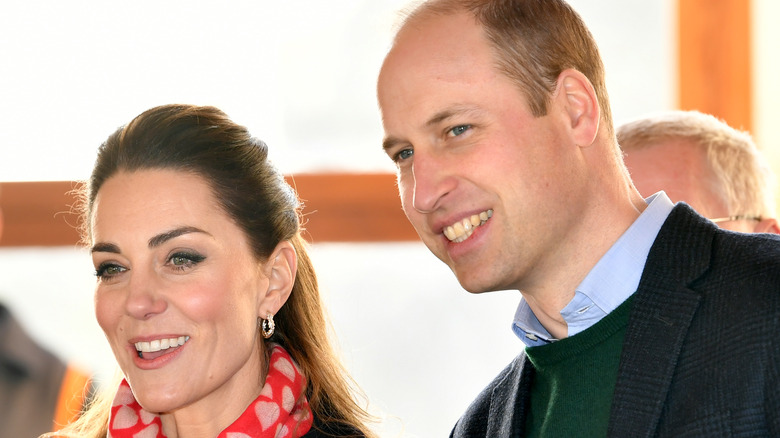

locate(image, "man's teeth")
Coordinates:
443 210 493 243
135 336 189 354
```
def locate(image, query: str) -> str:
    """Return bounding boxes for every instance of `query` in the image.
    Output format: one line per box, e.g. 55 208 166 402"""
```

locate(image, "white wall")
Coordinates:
0 0 677 183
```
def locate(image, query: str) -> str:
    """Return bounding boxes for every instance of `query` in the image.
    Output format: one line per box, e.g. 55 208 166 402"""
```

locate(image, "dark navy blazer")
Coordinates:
452 204 780 437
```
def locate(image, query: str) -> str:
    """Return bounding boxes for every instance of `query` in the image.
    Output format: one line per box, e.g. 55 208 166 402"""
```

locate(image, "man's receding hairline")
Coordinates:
393 0 491 46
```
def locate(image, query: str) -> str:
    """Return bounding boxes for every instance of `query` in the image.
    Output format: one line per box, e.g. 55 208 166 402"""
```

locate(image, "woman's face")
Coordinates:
91 169 274 416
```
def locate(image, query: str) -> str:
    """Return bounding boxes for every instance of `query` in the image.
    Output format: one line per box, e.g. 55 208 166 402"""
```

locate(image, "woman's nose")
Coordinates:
124 271 167 320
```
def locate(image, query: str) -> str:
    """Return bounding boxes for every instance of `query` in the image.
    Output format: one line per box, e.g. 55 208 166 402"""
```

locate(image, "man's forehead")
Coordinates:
378 16 495 95
388 10 484 61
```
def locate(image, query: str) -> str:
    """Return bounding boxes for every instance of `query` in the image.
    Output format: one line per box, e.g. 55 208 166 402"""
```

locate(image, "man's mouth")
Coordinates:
443 209 493 243
135 336 189 360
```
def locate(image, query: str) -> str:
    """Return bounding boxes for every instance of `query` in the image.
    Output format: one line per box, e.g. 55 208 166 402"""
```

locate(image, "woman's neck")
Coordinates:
159 353 266 437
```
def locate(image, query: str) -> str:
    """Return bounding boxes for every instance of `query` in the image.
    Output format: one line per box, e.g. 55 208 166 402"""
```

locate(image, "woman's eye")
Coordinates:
95 263 126 280
448 124 471 137
168 252 206 271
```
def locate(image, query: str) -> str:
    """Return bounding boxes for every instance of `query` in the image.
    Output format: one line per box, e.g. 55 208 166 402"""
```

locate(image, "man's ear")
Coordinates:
554 69 600 148
753 217 780 235
258 240 297 317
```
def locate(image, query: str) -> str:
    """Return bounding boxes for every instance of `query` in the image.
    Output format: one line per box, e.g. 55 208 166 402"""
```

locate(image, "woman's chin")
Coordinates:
130 382 185 414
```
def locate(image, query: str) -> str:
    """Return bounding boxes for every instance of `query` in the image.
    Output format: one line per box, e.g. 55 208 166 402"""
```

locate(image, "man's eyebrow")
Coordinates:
382 136 406 153
148 226 210 248
382 106 484 153
425 105 483 128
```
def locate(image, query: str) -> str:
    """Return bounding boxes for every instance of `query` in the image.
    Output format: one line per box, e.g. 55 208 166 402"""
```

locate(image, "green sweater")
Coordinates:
524 295 634 438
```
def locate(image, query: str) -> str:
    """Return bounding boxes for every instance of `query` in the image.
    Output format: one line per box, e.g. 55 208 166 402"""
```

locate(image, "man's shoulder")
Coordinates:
624 208 780 436
640 205 780 320
649 204 780 281
450 353 529 438
660 203 780 247
715 227 780 259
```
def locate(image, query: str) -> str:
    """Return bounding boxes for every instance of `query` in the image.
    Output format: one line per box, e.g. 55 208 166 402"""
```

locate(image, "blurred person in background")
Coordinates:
619 109 779 234
0 187 91 437
47 104 375 438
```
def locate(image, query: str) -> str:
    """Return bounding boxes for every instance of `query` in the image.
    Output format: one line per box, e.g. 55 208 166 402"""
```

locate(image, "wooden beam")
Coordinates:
0 181 83 247
0 174 418 247
289 173 418 243
678 0 752 131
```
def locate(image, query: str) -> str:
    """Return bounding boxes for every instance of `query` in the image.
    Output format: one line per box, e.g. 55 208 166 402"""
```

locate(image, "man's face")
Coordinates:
377 12 589 293
622 138 755 232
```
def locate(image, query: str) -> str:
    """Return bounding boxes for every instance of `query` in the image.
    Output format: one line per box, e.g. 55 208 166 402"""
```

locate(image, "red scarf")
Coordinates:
107 344 313 438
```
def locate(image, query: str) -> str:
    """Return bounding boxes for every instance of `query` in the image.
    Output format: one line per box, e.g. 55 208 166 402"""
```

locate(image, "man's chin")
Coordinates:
454 272 502 294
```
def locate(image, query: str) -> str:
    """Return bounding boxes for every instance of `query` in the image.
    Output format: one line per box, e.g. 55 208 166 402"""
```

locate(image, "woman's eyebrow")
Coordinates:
90 226 210 254
91 242 120 254
148 226 210 248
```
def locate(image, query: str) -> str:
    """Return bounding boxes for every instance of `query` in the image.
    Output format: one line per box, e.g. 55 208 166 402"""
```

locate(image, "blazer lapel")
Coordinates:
608 204 714 438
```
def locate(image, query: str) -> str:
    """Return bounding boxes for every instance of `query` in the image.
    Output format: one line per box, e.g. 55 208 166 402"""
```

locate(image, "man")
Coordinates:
0 187 91 437
376 0 780 437
619 109 779 234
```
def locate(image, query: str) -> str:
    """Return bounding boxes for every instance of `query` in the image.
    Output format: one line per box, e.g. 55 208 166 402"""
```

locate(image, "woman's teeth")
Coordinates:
443 210 493 243
135 336 189 358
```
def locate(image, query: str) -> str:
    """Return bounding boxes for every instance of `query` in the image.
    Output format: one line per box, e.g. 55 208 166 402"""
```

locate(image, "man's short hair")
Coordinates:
399 0 614 134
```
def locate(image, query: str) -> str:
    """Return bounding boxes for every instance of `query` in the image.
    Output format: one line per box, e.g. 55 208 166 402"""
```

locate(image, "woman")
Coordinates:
49 104 374 437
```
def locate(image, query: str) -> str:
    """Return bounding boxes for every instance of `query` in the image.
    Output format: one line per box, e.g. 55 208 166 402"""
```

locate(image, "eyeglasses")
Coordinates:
709 215 762 223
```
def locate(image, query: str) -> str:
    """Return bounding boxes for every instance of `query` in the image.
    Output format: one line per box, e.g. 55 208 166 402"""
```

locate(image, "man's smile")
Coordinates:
443 209 493 242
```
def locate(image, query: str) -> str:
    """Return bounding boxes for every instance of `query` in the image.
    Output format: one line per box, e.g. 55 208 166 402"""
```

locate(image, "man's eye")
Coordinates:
394 148 414 162
448 124 471 137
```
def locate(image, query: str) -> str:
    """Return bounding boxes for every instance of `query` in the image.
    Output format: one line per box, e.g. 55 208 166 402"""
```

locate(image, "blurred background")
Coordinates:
1 1 778 436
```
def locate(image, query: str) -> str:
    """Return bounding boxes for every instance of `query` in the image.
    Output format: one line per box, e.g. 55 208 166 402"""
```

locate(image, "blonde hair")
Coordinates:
618 110 778 219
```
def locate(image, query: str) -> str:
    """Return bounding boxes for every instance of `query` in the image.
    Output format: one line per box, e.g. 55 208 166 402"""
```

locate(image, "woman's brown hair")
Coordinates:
48 104 373 437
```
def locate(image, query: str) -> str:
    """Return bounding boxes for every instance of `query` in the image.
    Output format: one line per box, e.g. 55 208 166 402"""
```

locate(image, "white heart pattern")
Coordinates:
281 386 295 413
111 405 138 430
135 423 160 438
255 400 281 431
274 357 296 381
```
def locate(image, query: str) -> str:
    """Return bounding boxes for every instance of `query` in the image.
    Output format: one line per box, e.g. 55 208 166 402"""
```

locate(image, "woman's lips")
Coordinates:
134 335 189 359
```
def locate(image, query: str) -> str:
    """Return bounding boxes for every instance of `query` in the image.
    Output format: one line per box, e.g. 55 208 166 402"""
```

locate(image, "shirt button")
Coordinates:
577 305 592 314
526 333 538 341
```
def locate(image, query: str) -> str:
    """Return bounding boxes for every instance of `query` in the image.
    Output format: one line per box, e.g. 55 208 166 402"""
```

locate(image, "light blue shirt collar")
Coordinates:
513 192 675 346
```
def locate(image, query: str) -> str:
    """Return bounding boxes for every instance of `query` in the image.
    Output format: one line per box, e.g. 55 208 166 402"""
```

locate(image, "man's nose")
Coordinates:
410 152 456 214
